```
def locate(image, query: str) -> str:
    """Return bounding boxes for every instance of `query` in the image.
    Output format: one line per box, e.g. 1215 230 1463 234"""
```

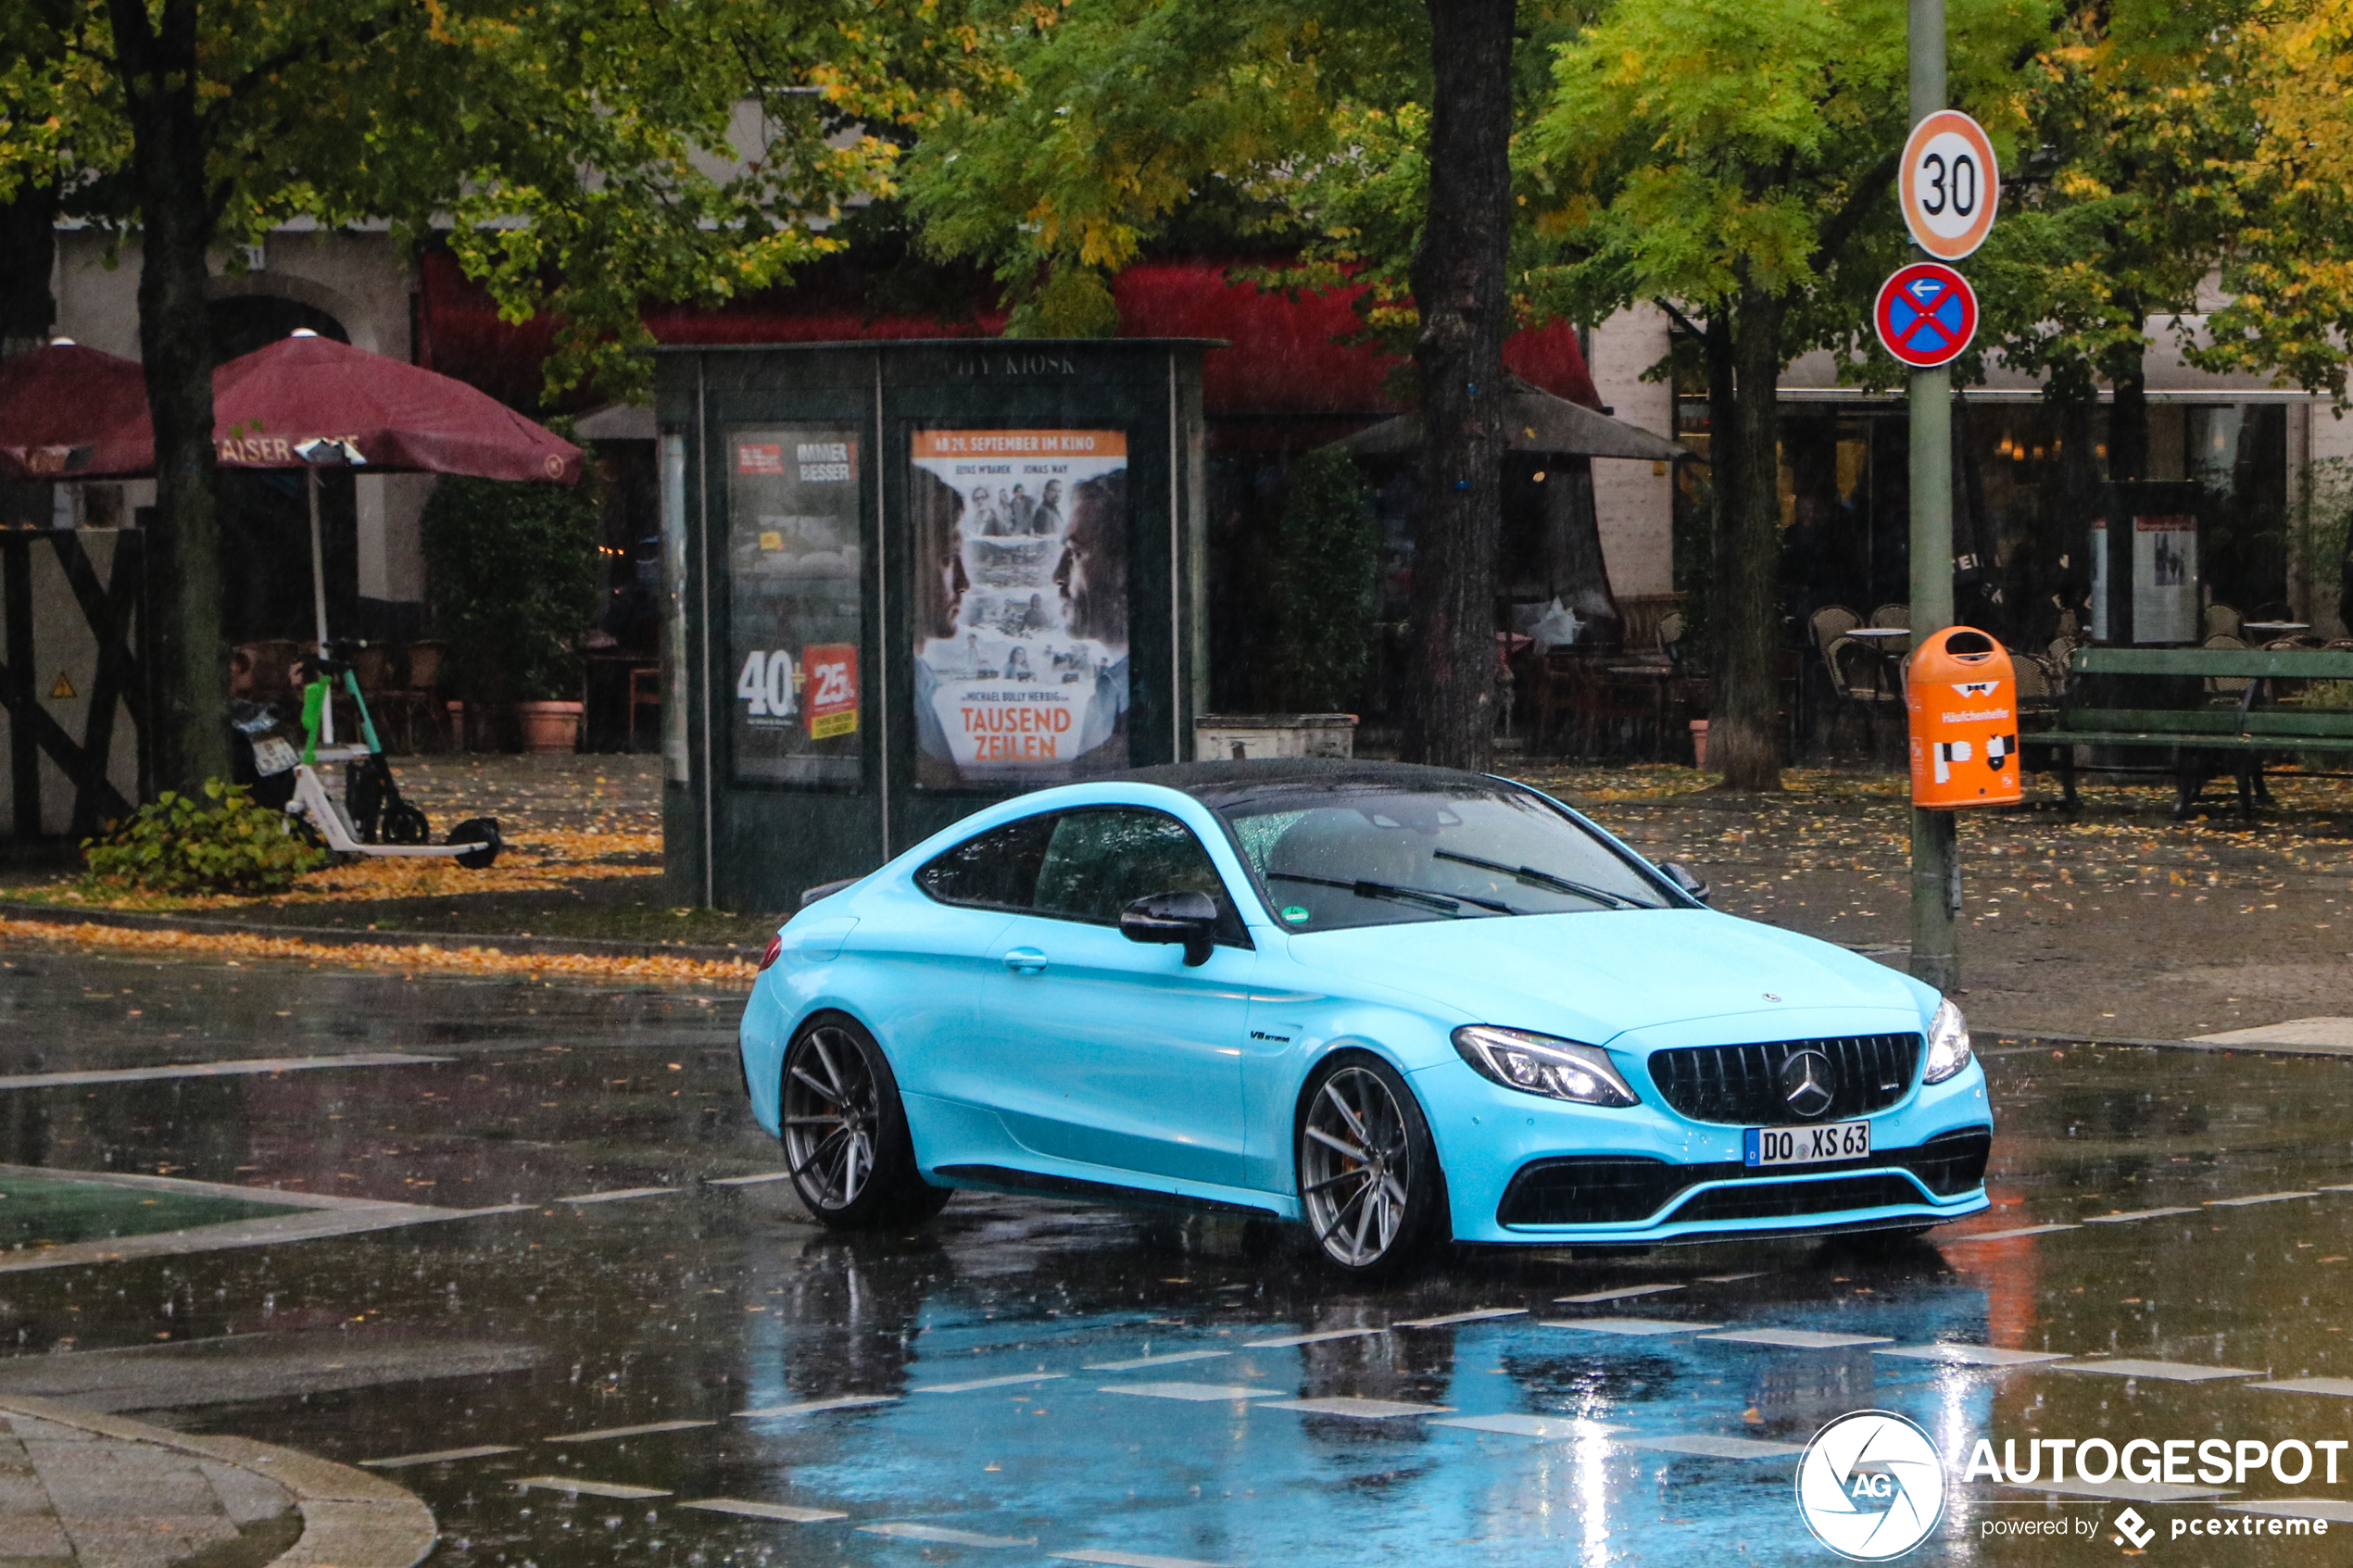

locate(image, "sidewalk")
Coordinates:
0 1396 432 1568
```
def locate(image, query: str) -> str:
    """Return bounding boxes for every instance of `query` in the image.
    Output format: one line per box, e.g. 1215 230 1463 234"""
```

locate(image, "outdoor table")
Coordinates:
2242 622 2311 637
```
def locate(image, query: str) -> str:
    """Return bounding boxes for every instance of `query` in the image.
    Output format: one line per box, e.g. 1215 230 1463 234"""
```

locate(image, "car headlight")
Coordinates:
1922 998 1973 1084
1452 1025 1638 1107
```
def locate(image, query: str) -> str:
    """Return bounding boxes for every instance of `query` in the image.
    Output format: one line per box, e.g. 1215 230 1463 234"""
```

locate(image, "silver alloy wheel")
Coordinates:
1300 1065 1413 1267
781 1025 881 1211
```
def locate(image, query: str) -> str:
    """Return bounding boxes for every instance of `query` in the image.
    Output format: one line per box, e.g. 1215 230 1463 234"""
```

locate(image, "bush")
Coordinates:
84 781 330 895
421 433 604 704
1265 448 1380 712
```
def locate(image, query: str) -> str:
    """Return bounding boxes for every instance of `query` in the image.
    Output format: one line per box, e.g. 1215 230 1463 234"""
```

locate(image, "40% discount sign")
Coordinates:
1873 110 1998 369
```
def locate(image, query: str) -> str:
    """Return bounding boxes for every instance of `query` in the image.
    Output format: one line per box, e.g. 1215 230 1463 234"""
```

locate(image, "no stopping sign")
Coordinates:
1874 263 1978 369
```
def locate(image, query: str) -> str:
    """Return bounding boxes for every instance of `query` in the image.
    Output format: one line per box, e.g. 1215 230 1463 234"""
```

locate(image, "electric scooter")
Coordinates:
283 645 501 866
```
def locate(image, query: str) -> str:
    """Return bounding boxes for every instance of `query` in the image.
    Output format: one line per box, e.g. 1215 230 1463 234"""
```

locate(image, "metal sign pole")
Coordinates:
1907 0 1959 990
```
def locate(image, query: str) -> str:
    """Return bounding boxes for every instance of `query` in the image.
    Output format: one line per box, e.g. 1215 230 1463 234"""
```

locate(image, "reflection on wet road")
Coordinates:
5 943 2353 1565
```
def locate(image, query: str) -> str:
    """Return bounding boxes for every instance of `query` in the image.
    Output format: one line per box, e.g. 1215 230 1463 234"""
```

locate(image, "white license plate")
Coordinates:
1744 1120 1870 1168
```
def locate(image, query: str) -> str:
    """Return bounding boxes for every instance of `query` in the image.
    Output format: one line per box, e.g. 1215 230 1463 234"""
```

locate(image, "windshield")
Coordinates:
1215 783 1669 931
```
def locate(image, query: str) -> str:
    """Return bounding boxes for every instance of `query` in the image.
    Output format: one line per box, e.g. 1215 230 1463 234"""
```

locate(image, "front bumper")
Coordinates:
1412 1053 1994 1245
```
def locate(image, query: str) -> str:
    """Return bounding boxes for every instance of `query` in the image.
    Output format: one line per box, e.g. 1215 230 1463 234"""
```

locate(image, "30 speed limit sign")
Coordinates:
1899 109 1999 259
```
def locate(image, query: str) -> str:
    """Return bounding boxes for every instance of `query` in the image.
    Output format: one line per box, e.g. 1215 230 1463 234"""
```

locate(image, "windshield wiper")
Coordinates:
1430 848 1653 909
1266 871 1516 917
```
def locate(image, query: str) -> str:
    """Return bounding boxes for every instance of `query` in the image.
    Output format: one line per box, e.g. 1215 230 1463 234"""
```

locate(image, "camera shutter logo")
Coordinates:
1795 1411 1946 1560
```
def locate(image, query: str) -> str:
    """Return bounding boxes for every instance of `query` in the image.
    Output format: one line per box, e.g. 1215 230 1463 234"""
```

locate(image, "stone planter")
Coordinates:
515 700 583 754
1193 713 1357 762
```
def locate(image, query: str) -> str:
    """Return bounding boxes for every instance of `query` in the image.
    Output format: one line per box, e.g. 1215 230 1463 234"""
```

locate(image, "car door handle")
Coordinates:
1001 947 1049 974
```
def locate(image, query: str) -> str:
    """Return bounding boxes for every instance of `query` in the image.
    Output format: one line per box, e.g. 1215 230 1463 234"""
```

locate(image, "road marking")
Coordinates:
2082 1208 2199 1223
912 1374 1065 1395
1697 1329 1894 1349
556 1187 675 1204
1260 1397 1453 1419
860 1523 1035 1548
0 1200 525 1273
705 1172 795 1187
1082 1350 1230 1373
1243 1327 1385 1348
1393 1309 1529 1329
1698 1273 1769 1284
2050 1358 2259 1382
1540 1318 1721 1337
545 1420 716 1442
2207 1191 2318 1208
1554 1284 1683 1305
1428 1414 1627 1440
360 1444 521 1468
736 1395 900 1418
2322 1185 2353 1194
1942 1224 2081 1242
514 1476 671 1499
682 1498 849 1524
1098 1383 1279 1403
1052 1550 1235 1568
1626 1434 1806 1460
1991 1477 2230 1503
2221 1500 2353 1523
2249 1377 2353 1398
0 1052 449 1091
1874 1344 2071 1367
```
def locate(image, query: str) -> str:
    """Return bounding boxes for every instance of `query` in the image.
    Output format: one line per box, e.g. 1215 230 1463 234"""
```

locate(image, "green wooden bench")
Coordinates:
2032 646 2353 818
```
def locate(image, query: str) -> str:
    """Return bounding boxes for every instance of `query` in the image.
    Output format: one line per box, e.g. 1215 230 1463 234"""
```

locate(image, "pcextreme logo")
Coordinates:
1796 1411 1947 1560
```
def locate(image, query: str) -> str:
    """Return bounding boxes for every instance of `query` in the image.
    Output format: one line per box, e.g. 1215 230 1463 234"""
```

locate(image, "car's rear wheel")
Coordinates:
1297 1051 1445 1277
780 1015 950 1229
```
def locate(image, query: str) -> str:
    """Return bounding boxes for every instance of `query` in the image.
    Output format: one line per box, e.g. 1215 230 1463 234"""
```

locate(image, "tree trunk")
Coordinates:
109 0 230 793
1710 283 1787 792
2102 304 2147 646
1400 0 1515 770
0 182 57 356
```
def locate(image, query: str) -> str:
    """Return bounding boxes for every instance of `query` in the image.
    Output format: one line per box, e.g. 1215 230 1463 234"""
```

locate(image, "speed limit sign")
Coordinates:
1899 110 1999 259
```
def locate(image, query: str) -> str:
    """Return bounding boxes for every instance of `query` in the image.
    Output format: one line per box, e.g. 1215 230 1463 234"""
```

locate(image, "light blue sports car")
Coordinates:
739 760 1992 1274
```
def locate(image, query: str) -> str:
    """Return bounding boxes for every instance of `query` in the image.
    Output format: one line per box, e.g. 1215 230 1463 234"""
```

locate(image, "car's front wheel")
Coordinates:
780 1014 950 1229
1297 1051 1446 1277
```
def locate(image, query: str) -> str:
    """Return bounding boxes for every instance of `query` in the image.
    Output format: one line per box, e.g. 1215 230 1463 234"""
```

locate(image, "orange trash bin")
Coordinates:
1906 626 2023 808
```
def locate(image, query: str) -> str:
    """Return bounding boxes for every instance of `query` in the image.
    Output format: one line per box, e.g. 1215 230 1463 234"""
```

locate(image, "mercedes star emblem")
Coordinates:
1780 1048 1837 1119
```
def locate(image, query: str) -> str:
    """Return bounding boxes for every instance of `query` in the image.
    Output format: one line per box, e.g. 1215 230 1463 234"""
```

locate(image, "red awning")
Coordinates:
0 343 156 480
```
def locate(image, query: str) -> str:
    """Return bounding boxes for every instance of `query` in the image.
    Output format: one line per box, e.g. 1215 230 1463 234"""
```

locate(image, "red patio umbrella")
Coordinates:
0 341 155 481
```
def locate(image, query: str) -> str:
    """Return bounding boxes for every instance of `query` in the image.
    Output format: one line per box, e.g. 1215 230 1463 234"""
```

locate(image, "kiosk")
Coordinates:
652 340 1215 911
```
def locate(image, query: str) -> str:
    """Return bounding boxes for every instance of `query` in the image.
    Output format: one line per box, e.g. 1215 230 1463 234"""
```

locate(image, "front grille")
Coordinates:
1667 1173 1924 1223
1646 1035 1921 1125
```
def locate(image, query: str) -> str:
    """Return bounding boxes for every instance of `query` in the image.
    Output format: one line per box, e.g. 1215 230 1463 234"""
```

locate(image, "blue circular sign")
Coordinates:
1874 262 1978 369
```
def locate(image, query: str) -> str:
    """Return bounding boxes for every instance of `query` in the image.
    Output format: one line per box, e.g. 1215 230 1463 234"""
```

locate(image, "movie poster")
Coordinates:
726 426 863 785
2090 514 2199 644
909 430 1129 788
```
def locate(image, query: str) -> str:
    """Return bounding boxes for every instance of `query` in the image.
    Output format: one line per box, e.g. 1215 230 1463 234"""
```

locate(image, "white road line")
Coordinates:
2049 1358 2259 1382
1539 1318 1721 1336
1393 1309 1529 1329
1243 1327 1386 1348
1697 1273 1769 1284
2082 1208 2199 1223
1942 1224 2081 1242
705 1172 795 1187
1874 1344 2071 1367
736 1395 900 1418
2221 1500 2353 1523
2251 1377 2353 1398
1625 1434 1806 1460
1554 1284 1684 1305
360 1444 520 1468
0 1052 449 1091
1098 1383 1279 1403
1260 1397 1453 1419
2207 1191 2318 1208
555 1187 675 1205
514 1476 671 1499
1697 1329 1894 1349
544 1420 716 1442
1991 1477 2230 1503
1082 1350 1231 1373
682 1498 849 1524
1428 1414 1627 1440
1052 1550 1235 1568
911 1374 1065 1395
860 1523 1035 1548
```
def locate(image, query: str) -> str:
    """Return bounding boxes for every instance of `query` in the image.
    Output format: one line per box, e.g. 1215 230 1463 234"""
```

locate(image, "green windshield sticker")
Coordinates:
1281 905 1311 923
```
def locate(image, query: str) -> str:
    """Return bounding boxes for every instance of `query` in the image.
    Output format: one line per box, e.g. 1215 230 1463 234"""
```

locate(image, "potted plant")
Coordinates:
421 432 603 752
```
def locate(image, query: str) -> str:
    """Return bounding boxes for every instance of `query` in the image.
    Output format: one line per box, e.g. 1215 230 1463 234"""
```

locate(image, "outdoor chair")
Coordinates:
2011 651 2057 712
1808 605 1859 663
1869 602 1911 633
2206 603 2244 642
1822 633 1903 750
387 640 448 752
2202 633 2252 696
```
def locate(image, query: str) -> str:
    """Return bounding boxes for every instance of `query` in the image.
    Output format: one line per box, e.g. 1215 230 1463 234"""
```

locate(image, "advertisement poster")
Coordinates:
727 427 863 785
910 430 1130 788
2133 513 2198 644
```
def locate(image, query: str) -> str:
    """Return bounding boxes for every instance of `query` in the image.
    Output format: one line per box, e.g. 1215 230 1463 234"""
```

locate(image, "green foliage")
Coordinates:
422 442 605 702
1264 449 1380 711
83 781 328 895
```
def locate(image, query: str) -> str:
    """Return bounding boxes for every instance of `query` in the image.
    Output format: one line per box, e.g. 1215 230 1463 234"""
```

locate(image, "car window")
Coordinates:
1031 808 1245 941
915 812 1057 910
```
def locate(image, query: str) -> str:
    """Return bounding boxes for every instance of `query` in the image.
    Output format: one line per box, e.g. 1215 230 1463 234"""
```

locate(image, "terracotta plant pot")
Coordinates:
515 700 583 754
1690 719 1709 770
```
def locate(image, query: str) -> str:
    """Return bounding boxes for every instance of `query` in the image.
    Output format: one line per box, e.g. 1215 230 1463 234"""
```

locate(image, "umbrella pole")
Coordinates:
308 466 333 745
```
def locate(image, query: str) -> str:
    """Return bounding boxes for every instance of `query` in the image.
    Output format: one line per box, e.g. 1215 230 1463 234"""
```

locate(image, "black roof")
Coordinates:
1114 758 1520 807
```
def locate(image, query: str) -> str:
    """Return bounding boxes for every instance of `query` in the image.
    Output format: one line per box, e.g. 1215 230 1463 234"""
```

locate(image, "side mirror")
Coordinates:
1119 889 1219 967
1661 861 1711 905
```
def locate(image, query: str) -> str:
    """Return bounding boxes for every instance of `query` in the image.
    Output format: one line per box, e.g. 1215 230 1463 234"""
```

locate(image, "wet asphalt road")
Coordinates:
4 942 2353 1566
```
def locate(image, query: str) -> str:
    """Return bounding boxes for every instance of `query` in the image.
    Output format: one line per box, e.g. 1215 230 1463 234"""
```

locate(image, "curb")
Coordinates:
1984 1029 2353 1060
0 900 754 965
0 1393 435 1568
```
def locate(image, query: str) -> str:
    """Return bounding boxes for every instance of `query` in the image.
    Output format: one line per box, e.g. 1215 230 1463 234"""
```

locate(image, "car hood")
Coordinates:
1277 909 1931 1048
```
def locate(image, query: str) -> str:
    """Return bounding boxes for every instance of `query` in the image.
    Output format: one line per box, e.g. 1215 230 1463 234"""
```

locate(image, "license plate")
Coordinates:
1744 1120 1870 1168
